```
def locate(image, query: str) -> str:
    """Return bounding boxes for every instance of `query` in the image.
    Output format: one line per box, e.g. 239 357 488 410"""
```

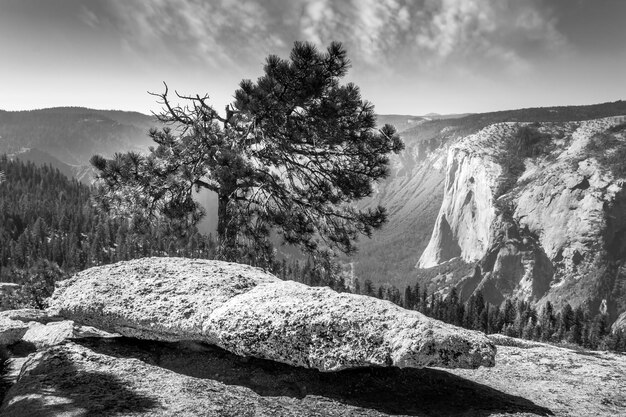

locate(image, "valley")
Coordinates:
2 101 626 331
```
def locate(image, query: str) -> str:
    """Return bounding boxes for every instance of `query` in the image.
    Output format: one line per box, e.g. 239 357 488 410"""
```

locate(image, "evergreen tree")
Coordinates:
353 277 361 295
569 305 585 345
539 301 556 342
503 298 516 327
557 303 574 340
471 290 486 331
413 282 420 310
91 42 403 265
363 279 374 296
589 312 610 349
404 284 414 309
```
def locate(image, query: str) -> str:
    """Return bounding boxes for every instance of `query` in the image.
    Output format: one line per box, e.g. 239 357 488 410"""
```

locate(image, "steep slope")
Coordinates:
417 116 626 319
351 135 447 284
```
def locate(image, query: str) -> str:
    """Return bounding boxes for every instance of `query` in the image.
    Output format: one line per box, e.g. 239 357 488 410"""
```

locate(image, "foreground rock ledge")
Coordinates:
0 340 556 417
49 257 495 371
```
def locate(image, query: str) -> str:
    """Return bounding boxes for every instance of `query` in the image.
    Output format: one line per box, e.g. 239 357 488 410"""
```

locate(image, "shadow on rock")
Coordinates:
1 345 159 417
77 337 553 417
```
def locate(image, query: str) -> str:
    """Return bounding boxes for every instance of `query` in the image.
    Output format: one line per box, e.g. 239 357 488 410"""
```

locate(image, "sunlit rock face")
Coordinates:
612 311 626 335
49 257 496 371
418 124 511 268
418 116 626 316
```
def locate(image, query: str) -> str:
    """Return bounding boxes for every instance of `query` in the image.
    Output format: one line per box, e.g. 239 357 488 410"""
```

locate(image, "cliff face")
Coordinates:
418 124 512 268
417 116 626 316
351 124 448 285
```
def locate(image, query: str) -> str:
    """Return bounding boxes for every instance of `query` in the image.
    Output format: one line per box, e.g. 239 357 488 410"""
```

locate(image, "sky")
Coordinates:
1 0 625 116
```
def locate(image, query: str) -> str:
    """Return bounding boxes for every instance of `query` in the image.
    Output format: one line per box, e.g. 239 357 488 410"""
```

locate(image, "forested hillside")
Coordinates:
0 156 216 308
0 155 349 304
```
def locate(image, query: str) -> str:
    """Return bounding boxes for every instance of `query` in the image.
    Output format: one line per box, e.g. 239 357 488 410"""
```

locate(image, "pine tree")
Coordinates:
472 290 486 331
557 303 574 340
539 301 556 342
589 312 610 349
413 282 421 310
404 285 414 309
569 306 585 345
503 298 516 328
91 42 403 265
363 279 374 296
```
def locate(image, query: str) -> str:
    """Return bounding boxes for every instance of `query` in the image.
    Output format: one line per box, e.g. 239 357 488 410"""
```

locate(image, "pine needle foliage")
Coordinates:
91 42 403 264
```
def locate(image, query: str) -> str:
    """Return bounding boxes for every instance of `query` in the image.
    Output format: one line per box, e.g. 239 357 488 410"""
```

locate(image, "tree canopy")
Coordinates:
91 41 404 265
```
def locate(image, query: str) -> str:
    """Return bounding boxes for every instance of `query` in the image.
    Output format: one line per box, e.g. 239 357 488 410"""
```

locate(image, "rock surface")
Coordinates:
0 318 30 346
49 257 279 342
0 308 116 349
417 116 626 316
612 311 626 334
0 309 62 324
49 257 496 371
22 321 118 350
418 123 509 268
455 338 626 417
1 337 623 416
207 280 493 370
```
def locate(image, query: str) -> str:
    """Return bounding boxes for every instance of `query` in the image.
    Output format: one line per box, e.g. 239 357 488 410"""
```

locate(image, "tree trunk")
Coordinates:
217 194 237 261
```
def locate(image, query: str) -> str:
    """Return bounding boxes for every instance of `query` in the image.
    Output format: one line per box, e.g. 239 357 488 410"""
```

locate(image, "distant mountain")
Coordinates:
376 114 427 133
0 107 158 168
375 113 471 133
421 112 471 120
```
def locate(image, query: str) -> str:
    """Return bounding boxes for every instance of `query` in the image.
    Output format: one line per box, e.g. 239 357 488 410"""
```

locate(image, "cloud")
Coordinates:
78 5 100 29
88 0 286 69
298 0 568 74
84 0 567 76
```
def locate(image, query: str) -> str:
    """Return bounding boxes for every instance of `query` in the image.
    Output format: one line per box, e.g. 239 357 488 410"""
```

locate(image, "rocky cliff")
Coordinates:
417 116 626 317
354 101 626 292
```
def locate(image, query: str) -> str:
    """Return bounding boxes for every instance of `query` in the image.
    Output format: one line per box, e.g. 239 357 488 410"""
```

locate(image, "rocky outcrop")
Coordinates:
49 257 280 342
0 309 61 324
2 336 623 416
21 321 117 350
49 257 496 371
207 280 493 370
0 309 61 345
418 116 626 315
0 317 30 346
0 309 114 349
418 123 511 268
613 311 626 335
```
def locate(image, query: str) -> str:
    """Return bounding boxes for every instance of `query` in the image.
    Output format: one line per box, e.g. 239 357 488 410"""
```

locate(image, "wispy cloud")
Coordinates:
90 0 286 69
84 0 567 76
297 0 567 75
78 5 100 29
